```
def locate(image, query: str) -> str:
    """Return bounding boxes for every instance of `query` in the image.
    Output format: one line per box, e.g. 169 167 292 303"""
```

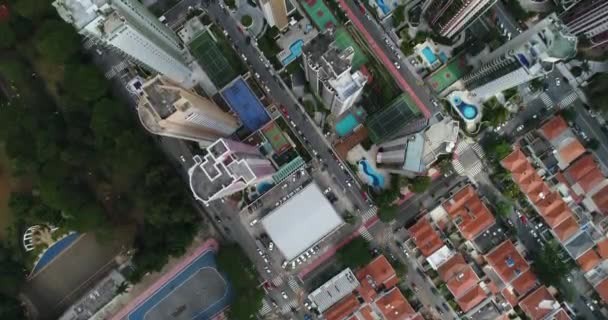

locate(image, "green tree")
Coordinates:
378 204 398 222
533 241 574 287
336 236 372 268
483 99 510 127
0 22 16 49
410 176 431 193
392 5 405 27
13 0 53 19
34 20 81 63
90 98 131 147
64 64 109 102
586 138 599 150
0 293 25 319
495 201 512 218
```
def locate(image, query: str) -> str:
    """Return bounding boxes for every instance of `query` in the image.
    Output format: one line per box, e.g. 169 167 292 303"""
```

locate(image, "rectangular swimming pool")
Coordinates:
422 47 438 64
336 113 359 137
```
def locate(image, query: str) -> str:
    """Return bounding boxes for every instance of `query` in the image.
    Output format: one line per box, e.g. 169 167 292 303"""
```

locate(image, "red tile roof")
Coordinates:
408 218 444 257
595 278 608 303
540 116 568 141
324 293 360 320
596 238 608 259
577 249 602 272
442 186 496 240
501 288 519 307
455 284 487 312
591 185 608 215
552 216 580 242
510 269 538 296
565 154 605 193
535 193 572 228
558 139 586 167
358 305 375 320
519 286 558 320
356 255 398 302
374 288 416 320
552 308 572 320
485 241 531 289
437 254 481 299
409 314 425 320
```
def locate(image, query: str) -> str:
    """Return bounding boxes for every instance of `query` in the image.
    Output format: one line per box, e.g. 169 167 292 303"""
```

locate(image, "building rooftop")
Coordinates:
323 293 360 320
456 284 488 313
595 278 608 303
437 254 485 309
510 269 538 297
518 286 561 320
597 238 608 259
141 76 179 118
374 288 416 320
472 223 509 254
577 248 602 272
356 255 399 302
565 154 605 194
485 240 535 296
564 231 595 259
442 185 496 240
261 183 344 260
540 116 569 141
591 185 608 215
408 218 444 257
552 216 580 242
308 268 360 313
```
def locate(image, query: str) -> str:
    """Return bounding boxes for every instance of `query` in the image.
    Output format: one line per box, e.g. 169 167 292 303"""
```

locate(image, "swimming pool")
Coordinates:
359 159 385 188
375 0 390 14
32 232 80 275
336 113 360 137
422 47 438 64
452 96 478 120
281 39 304 66
257 182 274 194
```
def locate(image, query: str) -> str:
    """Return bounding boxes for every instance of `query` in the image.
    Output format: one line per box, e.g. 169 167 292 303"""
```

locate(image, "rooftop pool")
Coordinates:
336 113 360 137
422 46 438 64
452 96 478 120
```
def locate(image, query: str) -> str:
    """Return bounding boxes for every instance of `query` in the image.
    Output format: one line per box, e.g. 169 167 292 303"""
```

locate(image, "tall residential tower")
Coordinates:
137 75 239 145
259 0 290 30
53 0 192 84
423 0 498 38
560 0 608 48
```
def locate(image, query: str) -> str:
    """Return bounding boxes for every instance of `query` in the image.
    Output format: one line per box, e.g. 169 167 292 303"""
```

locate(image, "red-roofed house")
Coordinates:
552 216 580 242
375 287 416 320
540 116 568 141
485 240 537 298
324 294 361 320
442 186 496 241
576 249 602 272
437 254 487 312
456 284 488 312
564 154 605 195
590 185 608 215
596 238 608 259
408 218 444 257
595 278 608 303
519 286 566 320
356 255 399 302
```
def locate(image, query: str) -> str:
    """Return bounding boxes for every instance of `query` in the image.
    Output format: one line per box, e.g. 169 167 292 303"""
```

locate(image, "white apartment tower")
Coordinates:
53 0 192 84
137 75 239 145
303 34 367 115
423 0 498 38
188 139 275 204
462 14 577 99
560 0 608 48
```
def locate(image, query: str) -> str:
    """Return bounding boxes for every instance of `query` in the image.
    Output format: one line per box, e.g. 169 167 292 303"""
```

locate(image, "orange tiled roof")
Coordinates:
552 216 580 242
558 139 586 167
409 314 425 320
437 254 481 299
565 154 605 193
501 288 519 307
374 287 416 320
485 241 531 287
324 293 361 320
596 238 608 259
519 286 558 320
359 305 375 320
552 308 572 320
592 185 608 215
335 126 369 159
535 193 572 228
595 278 608 303
501 148 529 173
408 218 444 257
510 269 537 296
540 116 568 141
455 284 487 312
442 186 496 240
356 255 398 302
577 249 602 272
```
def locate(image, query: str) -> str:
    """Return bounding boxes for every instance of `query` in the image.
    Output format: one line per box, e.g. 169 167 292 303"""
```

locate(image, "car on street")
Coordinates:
250 219 258 226
516 124 524 132
393 61 401 69
179 155 186 162
257 248 264 256
264 266 271 274
281 291 289 300
517 211 528 224
555 77 561 86
431 99 439 108
268 241 274 251
304 301 313 310
411 283 419 292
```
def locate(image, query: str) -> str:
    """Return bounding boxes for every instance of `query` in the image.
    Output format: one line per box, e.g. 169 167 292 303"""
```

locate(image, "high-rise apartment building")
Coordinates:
188 139 275 204
423 0 497 38
462 14 577 99
560 0 608 48
303 34 367 115
137 75 239 145
53 0 192 84
259 0 289 30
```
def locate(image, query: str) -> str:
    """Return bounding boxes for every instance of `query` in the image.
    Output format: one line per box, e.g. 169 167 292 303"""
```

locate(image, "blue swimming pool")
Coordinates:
375 0 390 14
422 47 438 64
439 52 448 63
452 96 478 120
257 182 273 194
281 39 304 66
336 113 360 137
32 232 80 275
359 159 385 188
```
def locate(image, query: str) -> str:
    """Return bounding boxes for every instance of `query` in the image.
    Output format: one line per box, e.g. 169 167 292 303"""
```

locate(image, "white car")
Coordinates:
254 72 260 79
179 155 186 162
281 291 288 300
281 260 289 269
324 187 332 194
269 242 274 251
240 54 247 61
264 266 271 274
257 248 264 256
393 61 401 69
516 124 524 132
249 219 258 226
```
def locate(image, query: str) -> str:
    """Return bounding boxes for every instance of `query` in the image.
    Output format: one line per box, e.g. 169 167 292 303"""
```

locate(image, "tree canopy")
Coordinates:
0 22 16 49
337 236 373 268
34 20 81 63
410 176 431 193
64 64 109 102
533 241 574 287
378 204 398 222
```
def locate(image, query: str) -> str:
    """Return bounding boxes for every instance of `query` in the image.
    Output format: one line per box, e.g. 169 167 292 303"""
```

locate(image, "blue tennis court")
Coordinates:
32 232 80 275
221 78 270 132
127 250 232 320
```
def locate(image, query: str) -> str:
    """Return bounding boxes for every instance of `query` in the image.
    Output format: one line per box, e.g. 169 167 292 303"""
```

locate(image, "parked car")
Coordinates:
281 291 289 300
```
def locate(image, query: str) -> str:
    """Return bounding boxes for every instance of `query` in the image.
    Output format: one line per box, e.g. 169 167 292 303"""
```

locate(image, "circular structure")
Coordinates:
447 91 482 132
462 104 477 119
240 15 253 28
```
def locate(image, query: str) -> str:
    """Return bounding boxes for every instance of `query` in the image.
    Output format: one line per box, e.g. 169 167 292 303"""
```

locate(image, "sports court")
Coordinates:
221 78 270 132
119 241 232 320
189 32 237 88
426 54 470 94
334 28 368 70
301 0 338 32
366 94 423 143
262 121 290 154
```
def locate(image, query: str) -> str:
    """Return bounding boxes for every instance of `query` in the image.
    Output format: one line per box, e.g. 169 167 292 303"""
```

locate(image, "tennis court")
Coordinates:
122 243 232 320
366 94 423 143
426 54 470 94
334 28 368 70
189 32 237 88
221 78 270 132
262 121 290 154
301 0 338 32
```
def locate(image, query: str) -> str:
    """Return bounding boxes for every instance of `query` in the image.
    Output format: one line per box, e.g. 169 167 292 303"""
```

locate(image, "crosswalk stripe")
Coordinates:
540 93 553 108
359 228 373 241
362 207 377 222
558 92 577 109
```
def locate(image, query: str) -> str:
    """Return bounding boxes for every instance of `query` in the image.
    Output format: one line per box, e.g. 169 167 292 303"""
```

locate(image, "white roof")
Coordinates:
308 268 359 312
427 245 453 270
261 183 344 260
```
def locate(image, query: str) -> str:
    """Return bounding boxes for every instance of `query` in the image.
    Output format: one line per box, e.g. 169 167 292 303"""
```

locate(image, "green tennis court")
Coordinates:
189 32 237 87
426 54 470 94
262 121 290 154
334 28 368 70
366 94 422 143
301 0 338 32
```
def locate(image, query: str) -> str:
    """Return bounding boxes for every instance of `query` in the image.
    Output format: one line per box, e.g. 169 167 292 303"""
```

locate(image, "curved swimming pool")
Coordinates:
32 232 80 275
452 96 478 120
359 160 385 188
